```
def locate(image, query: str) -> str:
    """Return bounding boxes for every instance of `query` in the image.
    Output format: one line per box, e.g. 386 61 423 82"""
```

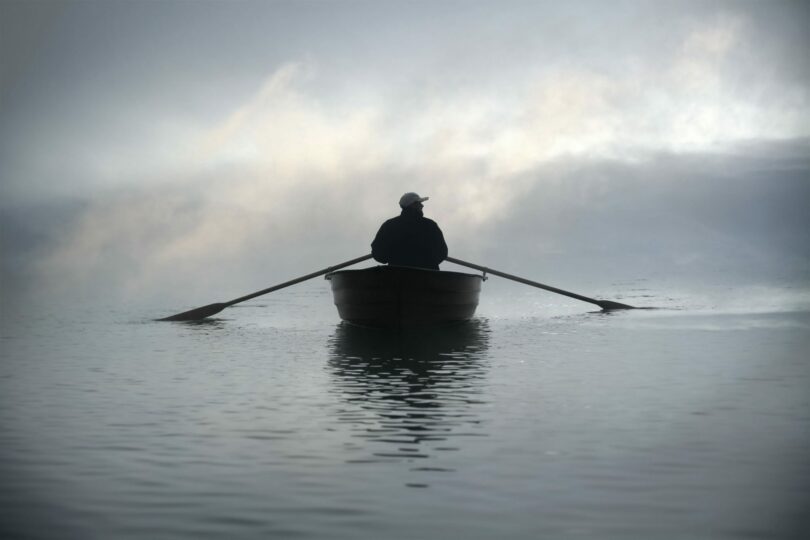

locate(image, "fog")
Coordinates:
1 0 808 309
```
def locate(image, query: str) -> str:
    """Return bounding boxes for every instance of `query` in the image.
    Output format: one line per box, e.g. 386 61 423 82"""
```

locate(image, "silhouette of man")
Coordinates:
371 192 448 270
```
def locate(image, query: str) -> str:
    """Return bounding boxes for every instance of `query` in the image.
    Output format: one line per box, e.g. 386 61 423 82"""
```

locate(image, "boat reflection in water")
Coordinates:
327 319 491 465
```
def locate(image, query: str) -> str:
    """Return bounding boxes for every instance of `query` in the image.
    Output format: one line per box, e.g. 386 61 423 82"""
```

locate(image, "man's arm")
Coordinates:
432 222 448 265
371 222 390 264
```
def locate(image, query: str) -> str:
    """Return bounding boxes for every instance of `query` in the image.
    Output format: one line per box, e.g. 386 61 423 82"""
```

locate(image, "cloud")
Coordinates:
5 3 809 204
198 62 389 189
3 6 809 306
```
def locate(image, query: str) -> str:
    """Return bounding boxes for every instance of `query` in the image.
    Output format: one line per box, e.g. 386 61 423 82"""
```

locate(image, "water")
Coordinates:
1 283 809 539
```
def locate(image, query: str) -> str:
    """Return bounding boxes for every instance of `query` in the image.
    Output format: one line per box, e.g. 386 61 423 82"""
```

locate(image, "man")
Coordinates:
371 192 448 270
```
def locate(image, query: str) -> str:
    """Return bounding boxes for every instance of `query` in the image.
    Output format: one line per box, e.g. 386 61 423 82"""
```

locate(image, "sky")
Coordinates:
1 0 809 308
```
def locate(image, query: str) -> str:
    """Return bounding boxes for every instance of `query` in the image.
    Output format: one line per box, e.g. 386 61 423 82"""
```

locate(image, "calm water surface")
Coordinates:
1 283 809 539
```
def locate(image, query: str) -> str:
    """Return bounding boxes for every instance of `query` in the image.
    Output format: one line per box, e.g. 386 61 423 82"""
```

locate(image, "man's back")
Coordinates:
371 193 448 270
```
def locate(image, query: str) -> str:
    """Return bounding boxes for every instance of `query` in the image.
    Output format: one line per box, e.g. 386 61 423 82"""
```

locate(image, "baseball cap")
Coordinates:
399 192 429 208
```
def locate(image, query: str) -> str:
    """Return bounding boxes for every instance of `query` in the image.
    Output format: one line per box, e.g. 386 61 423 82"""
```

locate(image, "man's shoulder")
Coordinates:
421 217 441 228
377 215 405 233
381 214 440 228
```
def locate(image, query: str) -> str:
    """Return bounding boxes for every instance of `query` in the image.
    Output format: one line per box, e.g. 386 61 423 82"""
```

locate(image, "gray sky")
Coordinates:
1 0 809 305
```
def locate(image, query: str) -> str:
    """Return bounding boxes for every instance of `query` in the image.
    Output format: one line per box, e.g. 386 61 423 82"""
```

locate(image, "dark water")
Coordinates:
1 284 809 539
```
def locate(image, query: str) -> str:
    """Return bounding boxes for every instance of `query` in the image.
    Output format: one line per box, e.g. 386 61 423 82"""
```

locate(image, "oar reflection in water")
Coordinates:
327 320 491 463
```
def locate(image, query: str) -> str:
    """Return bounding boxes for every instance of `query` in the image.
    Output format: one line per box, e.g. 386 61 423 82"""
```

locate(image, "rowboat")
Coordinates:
325 265 483 327
159 254 633 323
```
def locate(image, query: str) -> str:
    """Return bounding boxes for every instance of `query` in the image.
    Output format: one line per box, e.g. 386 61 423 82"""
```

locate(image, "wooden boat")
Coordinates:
325 265 483 327
159 254 633 324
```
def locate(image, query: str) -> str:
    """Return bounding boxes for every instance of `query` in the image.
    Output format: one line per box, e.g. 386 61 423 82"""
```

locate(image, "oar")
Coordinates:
445 256 634 311
159 254 374 321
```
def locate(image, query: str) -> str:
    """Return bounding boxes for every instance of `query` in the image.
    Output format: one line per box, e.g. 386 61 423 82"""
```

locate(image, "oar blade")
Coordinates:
158 302 228 321
597 300 635 311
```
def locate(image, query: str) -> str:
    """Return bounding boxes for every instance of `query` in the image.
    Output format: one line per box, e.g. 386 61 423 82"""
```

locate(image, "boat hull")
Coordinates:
326 266 483 327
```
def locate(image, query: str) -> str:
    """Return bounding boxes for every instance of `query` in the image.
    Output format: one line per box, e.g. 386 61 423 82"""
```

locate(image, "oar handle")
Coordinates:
224 254 374 306
446 256 632 309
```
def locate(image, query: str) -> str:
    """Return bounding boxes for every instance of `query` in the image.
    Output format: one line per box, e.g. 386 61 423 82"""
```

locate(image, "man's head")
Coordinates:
399 192 429 209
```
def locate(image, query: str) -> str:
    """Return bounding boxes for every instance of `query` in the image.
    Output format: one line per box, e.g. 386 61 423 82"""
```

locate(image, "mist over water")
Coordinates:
3 138 809 313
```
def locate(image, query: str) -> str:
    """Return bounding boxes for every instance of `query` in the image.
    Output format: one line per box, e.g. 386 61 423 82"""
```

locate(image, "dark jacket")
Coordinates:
371 208 448 270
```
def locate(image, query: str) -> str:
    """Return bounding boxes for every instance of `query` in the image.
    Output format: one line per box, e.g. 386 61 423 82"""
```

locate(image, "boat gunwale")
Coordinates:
325 264 484 281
